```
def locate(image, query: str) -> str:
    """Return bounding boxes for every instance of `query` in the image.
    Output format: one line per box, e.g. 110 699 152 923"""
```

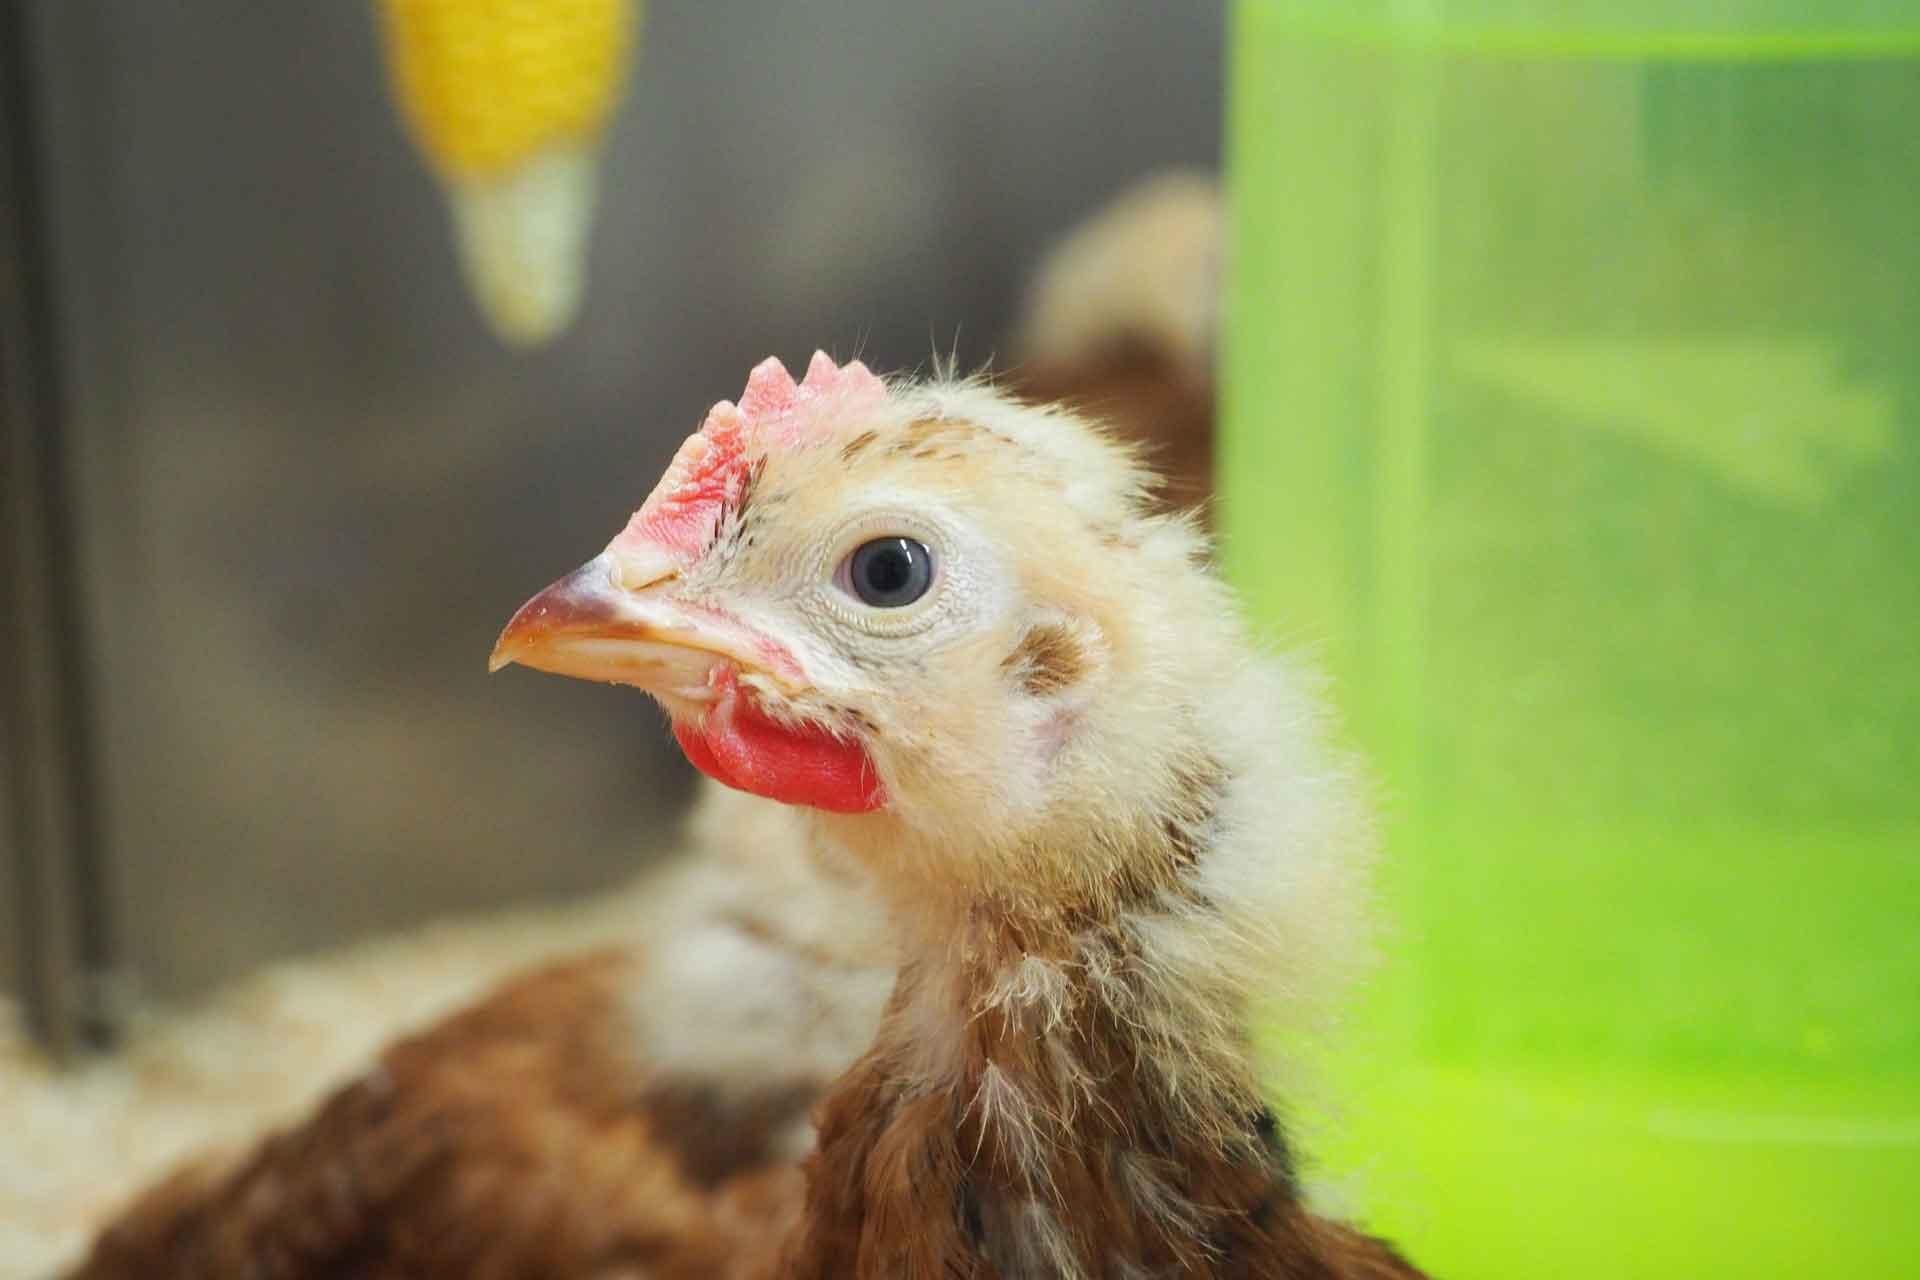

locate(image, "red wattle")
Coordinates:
671 671 885 814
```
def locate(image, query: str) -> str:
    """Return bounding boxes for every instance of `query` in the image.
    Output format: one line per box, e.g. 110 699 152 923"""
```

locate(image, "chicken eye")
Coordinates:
841 537 934 608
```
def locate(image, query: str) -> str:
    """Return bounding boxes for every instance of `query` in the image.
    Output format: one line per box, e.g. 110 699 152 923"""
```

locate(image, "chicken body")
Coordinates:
69 785 891 1279
495 355 1423 1277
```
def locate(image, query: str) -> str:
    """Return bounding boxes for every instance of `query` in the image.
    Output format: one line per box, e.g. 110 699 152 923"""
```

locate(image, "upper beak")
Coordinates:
489 550 800 712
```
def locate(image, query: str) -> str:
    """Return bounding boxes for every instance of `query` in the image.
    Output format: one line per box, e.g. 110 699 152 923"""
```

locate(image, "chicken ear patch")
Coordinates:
1003 622 1088 697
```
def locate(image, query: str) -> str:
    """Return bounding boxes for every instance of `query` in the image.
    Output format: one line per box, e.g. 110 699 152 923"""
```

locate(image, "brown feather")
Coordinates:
1011 343 1215 523
780 885 1425 1280
70 952 800 1280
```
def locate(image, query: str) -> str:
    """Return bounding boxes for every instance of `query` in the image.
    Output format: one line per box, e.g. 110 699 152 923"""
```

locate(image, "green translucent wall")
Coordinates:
1224 2 1919 1274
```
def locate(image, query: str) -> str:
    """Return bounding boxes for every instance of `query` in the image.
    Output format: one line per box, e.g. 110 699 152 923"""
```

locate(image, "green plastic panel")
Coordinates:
1225 2 1920 1274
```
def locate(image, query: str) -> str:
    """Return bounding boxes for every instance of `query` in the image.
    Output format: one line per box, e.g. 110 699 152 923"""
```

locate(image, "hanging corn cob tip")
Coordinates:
376 0 639 346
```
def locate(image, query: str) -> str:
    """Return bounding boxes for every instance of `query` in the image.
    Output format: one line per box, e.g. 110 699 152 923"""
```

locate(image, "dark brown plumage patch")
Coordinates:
1003 623 1086 697
885 416 1019 460
717 457 769 548
885 417 965 455
1162 752 1228 876
638 1080 818 1187
837 429 879 462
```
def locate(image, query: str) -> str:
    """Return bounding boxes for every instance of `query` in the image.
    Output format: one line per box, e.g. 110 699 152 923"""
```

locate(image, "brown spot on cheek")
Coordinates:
1004 623 1087 697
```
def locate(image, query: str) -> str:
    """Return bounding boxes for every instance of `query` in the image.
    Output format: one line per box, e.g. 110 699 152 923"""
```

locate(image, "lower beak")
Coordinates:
488 552 796 711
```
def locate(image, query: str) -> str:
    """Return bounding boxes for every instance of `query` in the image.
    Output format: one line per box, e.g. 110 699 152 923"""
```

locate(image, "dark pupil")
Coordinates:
852 537 931 607
866 547 911 593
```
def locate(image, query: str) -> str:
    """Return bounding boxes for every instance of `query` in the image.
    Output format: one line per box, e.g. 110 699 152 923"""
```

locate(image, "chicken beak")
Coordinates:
488 550 801 711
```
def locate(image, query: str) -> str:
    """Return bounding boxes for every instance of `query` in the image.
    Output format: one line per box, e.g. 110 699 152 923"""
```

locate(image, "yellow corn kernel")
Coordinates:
377 0 637 181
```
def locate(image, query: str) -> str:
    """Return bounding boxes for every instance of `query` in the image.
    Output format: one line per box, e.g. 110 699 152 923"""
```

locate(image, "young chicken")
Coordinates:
492 353 1423 1278
56 186 1226 1274
1012 172 1219 519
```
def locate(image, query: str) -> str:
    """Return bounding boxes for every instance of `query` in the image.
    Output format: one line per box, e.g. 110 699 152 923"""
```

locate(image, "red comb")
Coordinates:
613 353 884 564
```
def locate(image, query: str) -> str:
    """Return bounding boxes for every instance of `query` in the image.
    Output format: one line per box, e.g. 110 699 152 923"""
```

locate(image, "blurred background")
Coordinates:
2 0 1222 1018
5 1 1919 1277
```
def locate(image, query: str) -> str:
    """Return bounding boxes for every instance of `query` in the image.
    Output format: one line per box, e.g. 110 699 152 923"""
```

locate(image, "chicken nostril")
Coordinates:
610 544 680 592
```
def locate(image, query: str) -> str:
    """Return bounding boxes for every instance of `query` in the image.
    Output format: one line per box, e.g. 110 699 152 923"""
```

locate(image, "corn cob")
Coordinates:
376 0 639 345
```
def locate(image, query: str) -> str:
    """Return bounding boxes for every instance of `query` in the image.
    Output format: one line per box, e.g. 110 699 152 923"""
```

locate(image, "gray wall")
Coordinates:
18 1 1222 999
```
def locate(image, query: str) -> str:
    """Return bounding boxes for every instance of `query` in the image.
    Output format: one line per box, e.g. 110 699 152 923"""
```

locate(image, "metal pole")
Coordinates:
0 0 118 1058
